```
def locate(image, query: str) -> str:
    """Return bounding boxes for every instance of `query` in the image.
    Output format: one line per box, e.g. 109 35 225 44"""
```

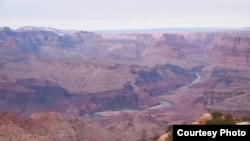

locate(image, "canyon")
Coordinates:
0 27 250 141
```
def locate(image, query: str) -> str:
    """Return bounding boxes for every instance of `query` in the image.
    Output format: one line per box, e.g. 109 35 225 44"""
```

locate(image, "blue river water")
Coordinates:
159 72 201 107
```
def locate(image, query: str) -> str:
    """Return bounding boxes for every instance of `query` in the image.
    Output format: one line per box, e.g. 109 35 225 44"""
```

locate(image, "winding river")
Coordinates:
158 72 202 108
93 72 202 117
180 72 201 89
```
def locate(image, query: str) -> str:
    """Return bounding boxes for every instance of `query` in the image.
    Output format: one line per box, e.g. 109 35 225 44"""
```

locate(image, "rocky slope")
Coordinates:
0 79 138 116
0 111 121 141
0 52 196 117
210 34 250 66
199 66 250 114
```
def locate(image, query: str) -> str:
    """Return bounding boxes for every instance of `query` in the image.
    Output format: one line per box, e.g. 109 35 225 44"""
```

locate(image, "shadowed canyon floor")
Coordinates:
0 27 250 141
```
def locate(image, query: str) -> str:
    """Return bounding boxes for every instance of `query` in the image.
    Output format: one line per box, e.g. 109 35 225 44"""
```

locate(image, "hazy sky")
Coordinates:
1 0 250 30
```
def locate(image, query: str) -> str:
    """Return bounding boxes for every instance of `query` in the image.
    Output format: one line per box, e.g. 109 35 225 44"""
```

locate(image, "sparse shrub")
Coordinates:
223 113 235 124
137 138 146 141
205 119 221 125
241 115 250 122
166 135 173 141
205 112 236 125
182 120 189 125
211 111 222 120
152 134 160 141
165 125 173 133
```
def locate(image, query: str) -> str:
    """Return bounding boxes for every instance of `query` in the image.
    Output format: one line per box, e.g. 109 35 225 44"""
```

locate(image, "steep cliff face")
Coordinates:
155 32 250 67
154 33 215 61
70 88 138 115
202 90 246 105
210 34 250 66
0 80 71 115
0 28 99 50
183 33 222 47
0 29 58 52
133 63 196 96
98 111 168 141
0 79 139 116
0 56 136 93
2 28 250 68
206 93 250 114
0 61 196 115
199 66 250 114
0 29 100 61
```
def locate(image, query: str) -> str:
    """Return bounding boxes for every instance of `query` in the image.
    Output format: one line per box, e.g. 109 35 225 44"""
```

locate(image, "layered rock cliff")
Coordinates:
199 66 250 114
210 34 250 66
0 112 121 141
0 79 138 116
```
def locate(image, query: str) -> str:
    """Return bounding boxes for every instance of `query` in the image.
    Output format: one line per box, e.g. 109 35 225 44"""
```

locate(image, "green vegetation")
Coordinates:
205 111 250 125
137 138 146 141
165 125 173 133
241 115 250 122
164 125 173 141
166 135 173 141
205 111 236 125
211 111 222 119
151 134 160 141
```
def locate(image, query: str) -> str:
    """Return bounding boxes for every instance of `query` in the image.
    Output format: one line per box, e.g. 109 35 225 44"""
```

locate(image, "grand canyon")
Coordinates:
0 26 250 141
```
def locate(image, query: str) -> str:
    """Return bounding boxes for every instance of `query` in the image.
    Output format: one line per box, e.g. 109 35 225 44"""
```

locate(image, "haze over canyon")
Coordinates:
0 26 250 141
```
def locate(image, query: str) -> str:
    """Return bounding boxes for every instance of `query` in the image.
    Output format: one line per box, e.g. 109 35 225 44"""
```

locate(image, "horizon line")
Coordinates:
1 25 249 31
1 26 250 34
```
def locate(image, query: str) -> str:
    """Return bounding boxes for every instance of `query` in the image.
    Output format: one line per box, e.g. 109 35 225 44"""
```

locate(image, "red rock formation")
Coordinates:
133 63 196 96
210 34 250 66
0 79 139 116
0 112 121 141
202 90 246 105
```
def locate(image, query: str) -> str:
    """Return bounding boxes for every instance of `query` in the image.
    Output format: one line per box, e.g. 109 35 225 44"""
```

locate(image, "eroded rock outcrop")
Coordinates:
133 63 196 96
199 66 250 114
210 34 250 66
202 90 246 105
0 79 139 116
0 112 121 141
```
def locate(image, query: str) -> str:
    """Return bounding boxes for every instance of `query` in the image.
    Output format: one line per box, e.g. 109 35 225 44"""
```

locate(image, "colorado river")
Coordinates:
93 72 202 116
180 72 201 89
159 100 172 108
158 72 202 107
